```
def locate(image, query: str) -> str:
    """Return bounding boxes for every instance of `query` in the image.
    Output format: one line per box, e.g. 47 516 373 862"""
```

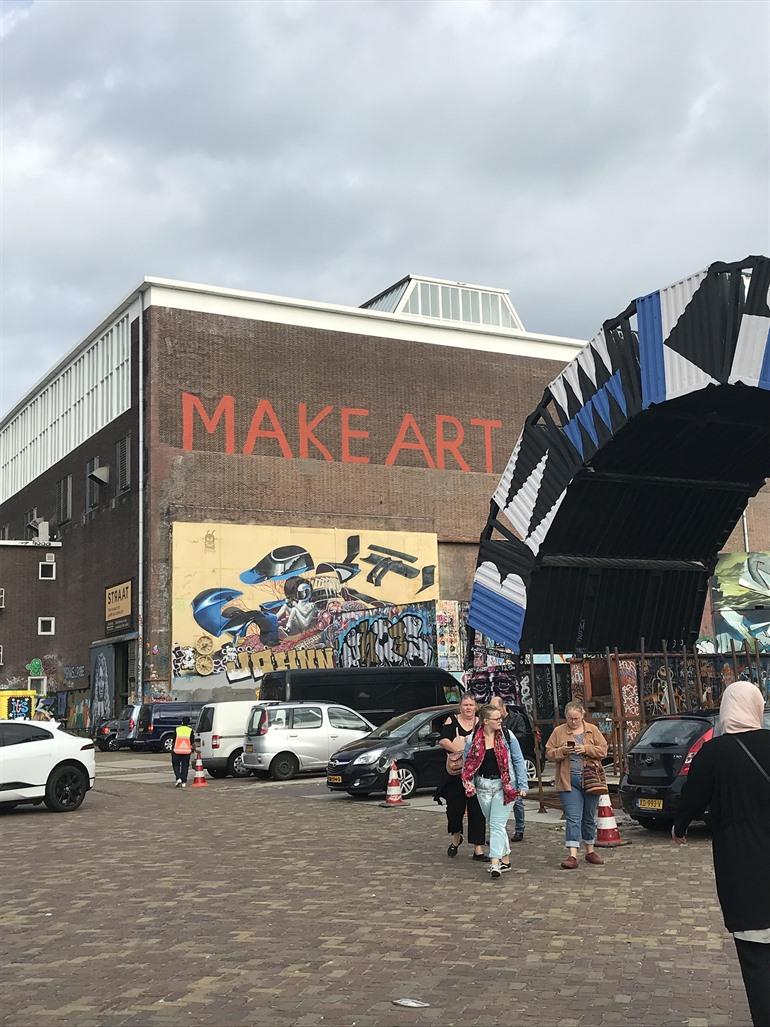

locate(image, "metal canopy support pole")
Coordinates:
614 645 629 759
639 636 647 727
528 649 547 814
681 643 693 711
549 645 561 724
662 639 677 714
730 638 740 684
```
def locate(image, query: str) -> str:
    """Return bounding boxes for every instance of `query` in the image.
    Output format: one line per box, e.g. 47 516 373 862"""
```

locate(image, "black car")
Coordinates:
620 707 770 829
94 718 119 752
132 702 206 753
327 705 455 798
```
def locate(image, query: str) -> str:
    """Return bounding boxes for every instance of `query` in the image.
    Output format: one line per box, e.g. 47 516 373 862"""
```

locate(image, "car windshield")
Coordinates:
637 718 710 748
369 712 426 739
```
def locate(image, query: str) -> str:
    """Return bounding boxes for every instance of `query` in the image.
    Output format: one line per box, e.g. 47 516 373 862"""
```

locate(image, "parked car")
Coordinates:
327 704 456 798
196 700 260 778
242 701 374 780
258 667 462 725
505 704 541 782
620 706 770 829
114 703 142 750
94 718 119 752
132 702 206 753
0 719 95 813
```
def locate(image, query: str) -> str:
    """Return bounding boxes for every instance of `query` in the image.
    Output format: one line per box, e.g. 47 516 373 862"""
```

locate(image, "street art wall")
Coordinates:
711 551 770 651
171 523 439 697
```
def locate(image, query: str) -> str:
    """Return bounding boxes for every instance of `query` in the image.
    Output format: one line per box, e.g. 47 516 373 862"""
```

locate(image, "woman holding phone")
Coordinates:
546 700 608 869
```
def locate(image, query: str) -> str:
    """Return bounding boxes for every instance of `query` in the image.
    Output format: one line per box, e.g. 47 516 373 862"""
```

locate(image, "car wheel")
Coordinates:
96 741 109 752
636 817 671 831
524 759 537 782
228 748 252 778
44 764 88 813
207 767 227 779
396 762 417 799
270 752 299 781
160 735 175 753
106 735 120 752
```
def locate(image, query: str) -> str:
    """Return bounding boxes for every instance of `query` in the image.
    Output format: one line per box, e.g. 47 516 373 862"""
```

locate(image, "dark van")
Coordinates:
133 702 206 753
258 667 462 725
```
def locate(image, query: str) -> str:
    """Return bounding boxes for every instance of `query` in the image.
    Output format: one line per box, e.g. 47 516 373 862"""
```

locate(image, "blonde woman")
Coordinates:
545 700 608 869
461 704 528 879
437 693 488 861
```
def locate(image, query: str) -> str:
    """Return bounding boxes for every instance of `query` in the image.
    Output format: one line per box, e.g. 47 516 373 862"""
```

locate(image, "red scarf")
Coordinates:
461 726 518 804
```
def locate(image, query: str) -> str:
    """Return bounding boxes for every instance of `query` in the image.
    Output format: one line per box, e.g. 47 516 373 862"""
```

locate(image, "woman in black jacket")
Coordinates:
673 681 770 1026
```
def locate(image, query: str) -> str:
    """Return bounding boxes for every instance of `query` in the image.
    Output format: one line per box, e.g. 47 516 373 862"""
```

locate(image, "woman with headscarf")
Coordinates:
673 681 770 1027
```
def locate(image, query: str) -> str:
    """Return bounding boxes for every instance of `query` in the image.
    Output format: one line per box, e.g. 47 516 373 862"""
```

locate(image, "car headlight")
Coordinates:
352 749 384 766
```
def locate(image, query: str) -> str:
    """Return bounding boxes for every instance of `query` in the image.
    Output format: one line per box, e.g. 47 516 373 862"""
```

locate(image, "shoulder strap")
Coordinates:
735 737 770 786
502 725 511 743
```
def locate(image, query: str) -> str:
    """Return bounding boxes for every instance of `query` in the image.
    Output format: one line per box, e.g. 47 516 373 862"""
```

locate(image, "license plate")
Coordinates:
638 798 663 810
327 775 342 784
245 744 253 753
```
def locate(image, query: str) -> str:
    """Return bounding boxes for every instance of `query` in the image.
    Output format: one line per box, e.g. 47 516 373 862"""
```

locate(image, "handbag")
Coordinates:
446 750 464 776
581 758 607 795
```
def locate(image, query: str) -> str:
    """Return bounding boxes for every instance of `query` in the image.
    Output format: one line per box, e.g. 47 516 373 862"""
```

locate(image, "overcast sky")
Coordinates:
1 0 768 418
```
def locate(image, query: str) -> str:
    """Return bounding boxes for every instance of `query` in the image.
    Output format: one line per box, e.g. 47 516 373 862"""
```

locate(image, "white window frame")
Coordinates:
37 616 55 635
0 644 3 666
0 588 4 608
28 675 47 695
39 561 56 580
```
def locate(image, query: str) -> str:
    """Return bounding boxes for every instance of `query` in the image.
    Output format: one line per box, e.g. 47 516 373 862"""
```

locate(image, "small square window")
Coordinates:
28 675 47 695
39 562 56 580
38 617 55 635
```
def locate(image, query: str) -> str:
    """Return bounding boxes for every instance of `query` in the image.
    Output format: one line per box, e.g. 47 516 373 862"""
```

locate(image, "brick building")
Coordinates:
1 273 767 722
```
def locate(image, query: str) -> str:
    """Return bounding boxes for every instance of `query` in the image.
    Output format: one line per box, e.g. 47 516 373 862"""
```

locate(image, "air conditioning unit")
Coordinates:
45 553 55 563
88 465 110 487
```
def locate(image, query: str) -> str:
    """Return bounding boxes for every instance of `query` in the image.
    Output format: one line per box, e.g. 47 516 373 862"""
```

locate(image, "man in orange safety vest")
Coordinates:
172 717 195 788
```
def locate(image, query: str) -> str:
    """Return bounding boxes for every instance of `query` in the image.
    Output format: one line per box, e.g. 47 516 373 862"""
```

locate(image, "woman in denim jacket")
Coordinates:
462 704 528 878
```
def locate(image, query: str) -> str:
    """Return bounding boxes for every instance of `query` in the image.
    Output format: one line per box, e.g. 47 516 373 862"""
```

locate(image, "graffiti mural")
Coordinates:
711 552 770 651
333 604 436 668
68 693 91 734
435 601 463 672
89 646 115 726
171 523 439 694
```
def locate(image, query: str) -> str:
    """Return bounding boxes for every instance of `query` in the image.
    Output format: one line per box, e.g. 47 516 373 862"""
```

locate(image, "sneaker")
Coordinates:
512 832 524 842
490 866 502 879
561 855 579 870
174 779 182 788
585 851 604 866
181 782 186 788
499 861 511 873
471 852 491 863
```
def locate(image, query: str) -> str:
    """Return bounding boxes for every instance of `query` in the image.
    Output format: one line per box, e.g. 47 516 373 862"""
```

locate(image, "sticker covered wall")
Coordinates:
171 523 439 696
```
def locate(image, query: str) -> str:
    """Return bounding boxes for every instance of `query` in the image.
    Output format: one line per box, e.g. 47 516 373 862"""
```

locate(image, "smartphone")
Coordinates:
566 740 575 749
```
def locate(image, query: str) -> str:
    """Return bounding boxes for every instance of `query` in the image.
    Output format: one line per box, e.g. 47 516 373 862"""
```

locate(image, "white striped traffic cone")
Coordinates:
191 753 208 789
595 793 629 847
379 760 408 807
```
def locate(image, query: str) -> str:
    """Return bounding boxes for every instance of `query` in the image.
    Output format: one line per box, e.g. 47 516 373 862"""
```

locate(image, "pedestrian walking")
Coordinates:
436 693 489 862
490 695 527 842
545 700 608 869
461 704 528 879
673 681 770 1027
172 716 195 788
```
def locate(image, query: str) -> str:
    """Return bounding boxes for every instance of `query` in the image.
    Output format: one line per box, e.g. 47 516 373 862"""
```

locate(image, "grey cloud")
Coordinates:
1 0 768 415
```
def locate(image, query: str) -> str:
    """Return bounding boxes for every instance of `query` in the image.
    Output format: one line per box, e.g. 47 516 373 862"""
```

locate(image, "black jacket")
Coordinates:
673 729 770 932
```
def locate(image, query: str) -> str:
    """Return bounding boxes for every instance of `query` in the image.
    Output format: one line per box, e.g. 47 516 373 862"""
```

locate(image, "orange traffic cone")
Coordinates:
379 760 408 808
595 793 629 847
191 752 208 789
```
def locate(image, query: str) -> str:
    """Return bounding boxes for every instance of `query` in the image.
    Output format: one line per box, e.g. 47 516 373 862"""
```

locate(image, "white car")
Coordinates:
0 719 96 813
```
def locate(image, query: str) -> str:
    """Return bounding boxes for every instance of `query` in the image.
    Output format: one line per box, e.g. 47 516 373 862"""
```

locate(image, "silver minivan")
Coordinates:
242 702 373 780
114 703 142 750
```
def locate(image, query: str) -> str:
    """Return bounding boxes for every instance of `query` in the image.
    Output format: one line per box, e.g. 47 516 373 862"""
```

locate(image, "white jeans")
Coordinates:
474 776 511 860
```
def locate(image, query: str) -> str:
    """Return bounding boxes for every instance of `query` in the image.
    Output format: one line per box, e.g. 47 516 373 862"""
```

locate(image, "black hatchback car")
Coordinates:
620 707 770 829
326 705 455 798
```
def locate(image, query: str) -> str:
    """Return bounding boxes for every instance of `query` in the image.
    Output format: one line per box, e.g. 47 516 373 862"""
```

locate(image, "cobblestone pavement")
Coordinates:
0 752 752 1027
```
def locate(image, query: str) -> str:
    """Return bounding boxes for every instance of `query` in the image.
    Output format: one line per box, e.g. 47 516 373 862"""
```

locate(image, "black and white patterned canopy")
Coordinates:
468 256 770 653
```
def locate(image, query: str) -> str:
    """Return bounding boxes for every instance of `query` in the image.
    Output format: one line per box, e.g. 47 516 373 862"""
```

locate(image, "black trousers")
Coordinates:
443 774 486 845
172 753 191 783
735 938 770 1027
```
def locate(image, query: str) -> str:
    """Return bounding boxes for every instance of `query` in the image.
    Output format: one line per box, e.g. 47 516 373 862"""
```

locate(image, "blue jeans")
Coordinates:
474 777 511 860
512 796 525 835
559 772 599 848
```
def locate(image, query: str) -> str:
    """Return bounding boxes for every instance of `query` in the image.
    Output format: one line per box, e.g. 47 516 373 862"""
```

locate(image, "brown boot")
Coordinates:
585 851 604 866
560 855 578 869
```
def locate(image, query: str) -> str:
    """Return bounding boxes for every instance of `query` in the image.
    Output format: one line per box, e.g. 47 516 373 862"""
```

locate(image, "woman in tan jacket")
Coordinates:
546 700 609 869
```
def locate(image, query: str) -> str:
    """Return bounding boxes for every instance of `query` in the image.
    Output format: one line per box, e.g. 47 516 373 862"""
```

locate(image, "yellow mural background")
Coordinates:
171 522 440 648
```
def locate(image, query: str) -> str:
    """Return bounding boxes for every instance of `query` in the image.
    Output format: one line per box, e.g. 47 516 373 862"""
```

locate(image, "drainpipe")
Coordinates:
742 510 750 553
137 289 145 701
